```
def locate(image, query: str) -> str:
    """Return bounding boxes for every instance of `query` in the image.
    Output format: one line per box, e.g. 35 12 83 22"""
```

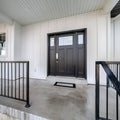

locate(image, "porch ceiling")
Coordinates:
0 0 108 25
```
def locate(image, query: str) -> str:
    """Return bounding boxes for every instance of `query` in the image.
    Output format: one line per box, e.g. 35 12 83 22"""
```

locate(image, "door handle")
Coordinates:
56 53 58 60
56 53 58 63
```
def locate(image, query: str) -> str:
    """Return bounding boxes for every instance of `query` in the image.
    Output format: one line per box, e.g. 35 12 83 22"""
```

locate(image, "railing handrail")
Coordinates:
0 61 29 63
96 61 120 96
97 61 120 64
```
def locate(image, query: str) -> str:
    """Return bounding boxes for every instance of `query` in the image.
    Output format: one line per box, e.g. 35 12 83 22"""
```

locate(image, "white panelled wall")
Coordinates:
0 23 14 61
14 22 22 60
0 10 112 84
112 15 120 60
12 10 110 84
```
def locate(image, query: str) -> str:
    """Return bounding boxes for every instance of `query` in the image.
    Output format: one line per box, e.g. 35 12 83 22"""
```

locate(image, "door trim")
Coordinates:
47 28 87 79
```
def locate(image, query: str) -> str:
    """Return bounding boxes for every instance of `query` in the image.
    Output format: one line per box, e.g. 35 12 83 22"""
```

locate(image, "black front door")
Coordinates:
48 30 86 78
56 34 75 76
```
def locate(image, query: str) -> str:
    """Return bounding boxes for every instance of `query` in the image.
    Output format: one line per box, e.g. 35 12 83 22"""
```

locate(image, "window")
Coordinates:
78 34 84 44
50 37 55 46
0 33 6 56
59 36 73 46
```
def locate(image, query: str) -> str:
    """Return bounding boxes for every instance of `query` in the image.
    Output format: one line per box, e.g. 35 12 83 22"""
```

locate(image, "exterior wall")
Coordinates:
14 22 22 60
0 22 22 61
18 10 110 84
0 23 14 61
112 15 120 60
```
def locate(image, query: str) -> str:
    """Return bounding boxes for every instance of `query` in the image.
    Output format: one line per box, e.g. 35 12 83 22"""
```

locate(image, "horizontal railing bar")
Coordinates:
0 95 26 102
0 61 29 63
99 117 112 120
96 61 120 64
0 77 26 81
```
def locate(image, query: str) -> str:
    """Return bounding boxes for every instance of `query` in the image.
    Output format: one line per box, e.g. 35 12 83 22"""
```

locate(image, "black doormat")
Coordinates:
54 82 76 88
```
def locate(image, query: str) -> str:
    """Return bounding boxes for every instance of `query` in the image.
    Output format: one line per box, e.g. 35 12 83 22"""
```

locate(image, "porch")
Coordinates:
0 0 120 120
0 78 119 120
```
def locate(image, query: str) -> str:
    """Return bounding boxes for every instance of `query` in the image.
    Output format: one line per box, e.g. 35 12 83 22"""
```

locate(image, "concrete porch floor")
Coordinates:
0 78 119 120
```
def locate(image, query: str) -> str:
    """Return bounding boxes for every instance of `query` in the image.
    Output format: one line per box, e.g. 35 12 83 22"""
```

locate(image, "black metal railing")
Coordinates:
0 61 30 107
95 61 120 120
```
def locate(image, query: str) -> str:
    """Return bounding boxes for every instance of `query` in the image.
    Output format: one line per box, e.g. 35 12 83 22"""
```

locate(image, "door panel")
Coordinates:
50 49 55 75
57 48 65 74
66 48 74 74
49 37 56 75
76 33 85 77
77 48 85 77
56 35 74 76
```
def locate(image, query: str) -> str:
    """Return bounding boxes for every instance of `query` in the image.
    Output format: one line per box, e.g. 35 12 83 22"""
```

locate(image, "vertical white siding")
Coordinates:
0 23 14 61
113 16 120 60
17 10 110 84
14 22 22 60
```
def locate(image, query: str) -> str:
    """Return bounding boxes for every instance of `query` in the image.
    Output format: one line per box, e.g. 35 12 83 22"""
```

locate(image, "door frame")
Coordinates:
47 28 87 79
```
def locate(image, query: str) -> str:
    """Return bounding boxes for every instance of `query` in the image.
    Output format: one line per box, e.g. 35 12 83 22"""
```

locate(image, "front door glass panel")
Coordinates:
59 36 73 46
78 34 84 45
50 37 55 46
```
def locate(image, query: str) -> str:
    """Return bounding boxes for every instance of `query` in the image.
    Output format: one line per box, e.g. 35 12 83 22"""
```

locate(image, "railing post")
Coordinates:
25 62 30 108
95 62 100 120
116 64 119 120
106 76 109 120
